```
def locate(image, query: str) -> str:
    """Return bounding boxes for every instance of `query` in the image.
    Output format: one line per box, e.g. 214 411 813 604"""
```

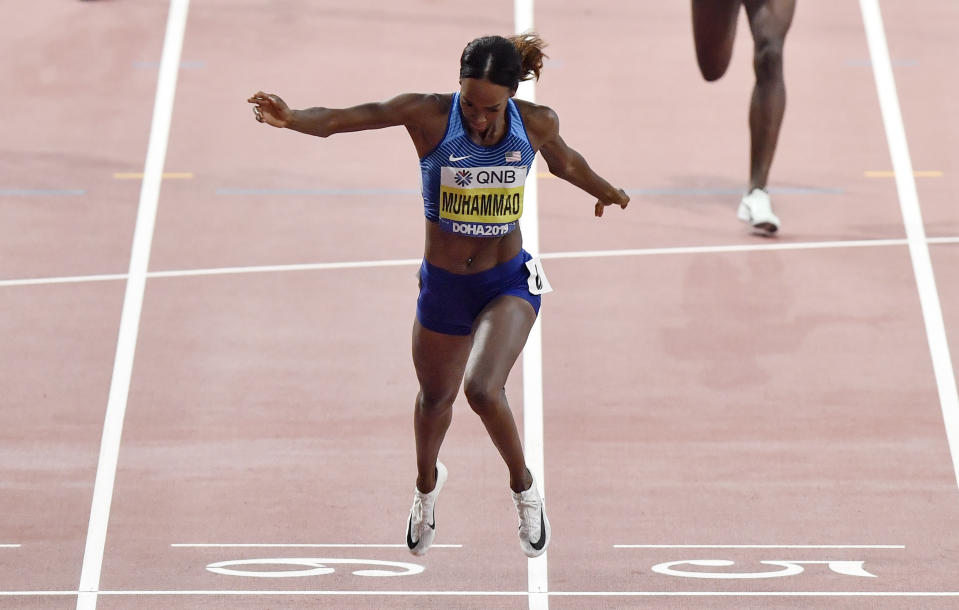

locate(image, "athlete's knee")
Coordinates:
701 67 726 82
462 377 504 415
416 387 456 416
753 38 785 82
697 51 730 82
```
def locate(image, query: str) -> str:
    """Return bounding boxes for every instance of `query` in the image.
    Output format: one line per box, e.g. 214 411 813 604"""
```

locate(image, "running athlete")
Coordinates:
692 0 796 235
248 33 629 558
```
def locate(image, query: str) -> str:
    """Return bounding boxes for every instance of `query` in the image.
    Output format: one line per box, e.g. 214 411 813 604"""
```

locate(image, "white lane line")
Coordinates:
860 0 959 488
5 591 527 597
0 273 129 288
541 237 915 259
6 590 959 598
551 592 959 598
0 544 22 548
148 257 422 278
170 543 463 548
614 545 905 549
0 189 86 196
515 1 547 608
0 259 421 287
75 2 191 609
4 236 959 289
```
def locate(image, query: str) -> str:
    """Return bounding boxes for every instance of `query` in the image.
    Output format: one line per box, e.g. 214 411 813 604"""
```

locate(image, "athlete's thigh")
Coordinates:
691 0 744 80
744 0 796 42
465 296 537 389
412 319 472 400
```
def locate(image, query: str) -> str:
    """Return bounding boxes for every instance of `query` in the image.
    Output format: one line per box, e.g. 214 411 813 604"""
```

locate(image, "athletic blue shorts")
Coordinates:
416 250 542 336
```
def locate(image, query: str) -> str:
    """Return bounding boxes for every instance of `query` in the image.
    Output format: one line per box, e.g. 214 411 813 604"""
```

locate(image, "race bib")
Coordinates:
438 165 526 237
525 257 553 295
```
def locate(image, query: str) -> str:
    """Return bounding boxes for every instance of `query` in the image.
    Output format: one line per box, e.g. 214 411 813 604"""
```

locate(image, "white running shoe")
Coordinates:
737 188 780 235
405 461 447 556
511 470 551 558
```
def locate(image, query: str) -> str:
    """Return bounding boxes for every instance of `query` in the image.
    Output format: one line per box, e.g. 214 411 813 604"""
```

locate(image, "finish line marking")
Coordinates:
171 543 463 549
4 590 959 598
614 544 905 549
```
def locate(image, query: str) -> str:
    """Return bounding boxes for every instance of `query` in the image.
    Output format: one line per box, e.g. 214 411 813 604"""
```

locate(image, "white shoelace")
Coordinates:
515 495 541 535
410 493 428 525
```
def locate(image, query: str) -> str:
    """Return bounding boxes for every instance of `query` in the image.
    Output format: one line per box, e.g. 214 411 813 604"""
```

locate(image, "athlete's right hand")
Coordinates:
594 188 630 217
248 92 291 128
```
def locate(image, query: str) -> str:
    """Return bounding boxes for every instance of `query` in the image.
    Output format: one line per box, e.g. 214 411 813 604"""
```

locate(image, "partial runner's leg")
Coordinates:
744 0 797 190
411 319 470 492
462 296 536 493
691 0 744 81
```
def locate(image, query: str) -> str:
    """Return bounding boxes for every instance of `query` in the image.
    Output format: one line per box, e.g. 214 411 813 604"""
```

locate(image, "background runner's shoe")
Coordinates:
511 470 551 558
737 188 781 235
405 461 447 556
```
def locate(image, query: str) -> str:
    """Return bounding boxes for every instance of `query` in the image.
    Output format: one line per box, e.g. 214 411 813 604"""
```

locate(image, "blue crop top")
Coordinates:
419 92 536 237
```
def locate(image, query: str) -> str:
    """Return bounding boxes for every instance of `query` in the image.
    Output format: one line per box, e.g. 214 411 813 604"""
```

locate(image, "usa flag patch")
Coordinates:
505 150 521 163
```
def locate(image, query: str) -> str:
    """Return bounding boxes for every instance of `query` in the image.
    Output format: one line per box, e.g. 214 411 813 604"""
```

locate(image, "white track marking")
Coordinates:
541 237 914 259
75 2 190 609
551 592 959 598
170 543 462 548
860 0 959 488
5 236 958 289
615 545 904 549
7 590 959 598
0 273 129 288
514 1 548 608
148 258 421 277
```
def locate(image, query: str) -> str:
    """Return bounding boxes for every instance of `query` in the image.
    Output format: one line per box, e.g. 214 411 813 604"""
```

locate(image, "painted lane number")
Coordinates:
206 557 424 578
652 559 877 579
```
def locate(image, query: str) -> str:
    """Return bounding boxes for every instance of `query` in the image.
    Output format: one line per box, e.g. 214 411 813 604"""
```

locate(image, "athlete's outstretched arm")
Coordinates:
247 91 433 137
531 107 629 217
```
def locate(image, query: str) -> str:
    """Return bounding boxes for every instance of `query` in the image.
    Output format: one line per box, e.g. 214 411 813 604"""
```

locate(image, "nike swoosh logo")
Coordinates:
405 510 436 550
530 507 547 551
406 514 419 549
449 154 470 162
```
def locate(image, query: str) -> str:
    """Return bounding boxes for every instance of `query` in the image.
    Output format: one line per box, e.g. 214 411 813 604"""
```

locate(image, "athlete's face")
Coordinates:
458 78 513 138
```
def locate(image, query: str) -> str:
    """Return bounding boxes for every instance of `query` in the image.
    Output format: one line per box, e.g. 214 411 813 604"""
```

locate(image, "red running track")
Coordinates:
1 0 958 608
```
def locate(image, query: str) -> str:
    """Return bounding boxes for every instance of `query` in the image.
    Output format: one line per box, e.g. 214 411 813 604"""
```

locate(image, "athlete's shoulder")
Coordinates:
401 94 455 156
514 99 559 146
387 92 453 118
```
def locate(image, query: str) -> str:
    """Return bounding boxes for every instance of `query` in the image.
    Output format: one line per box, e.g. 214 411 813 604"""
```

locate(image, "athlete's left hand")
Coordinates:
248 91 292 128
595 188 630 217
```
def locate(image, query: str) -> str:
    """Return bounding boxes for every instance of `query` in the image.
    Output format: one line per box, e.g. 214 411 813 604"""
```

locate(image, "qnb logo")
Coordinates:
476 169 517 185
454 170 472 187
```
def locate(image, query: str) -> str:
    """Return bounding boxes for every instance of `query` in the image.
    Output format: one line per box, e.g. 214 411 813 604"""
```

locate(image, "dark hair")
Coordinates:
459 33 547 91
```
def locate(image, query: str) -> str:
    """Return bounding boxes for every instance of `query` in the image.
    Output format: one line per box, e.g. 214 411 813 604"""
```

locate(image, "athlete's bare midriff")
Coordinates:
423 219 523 274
